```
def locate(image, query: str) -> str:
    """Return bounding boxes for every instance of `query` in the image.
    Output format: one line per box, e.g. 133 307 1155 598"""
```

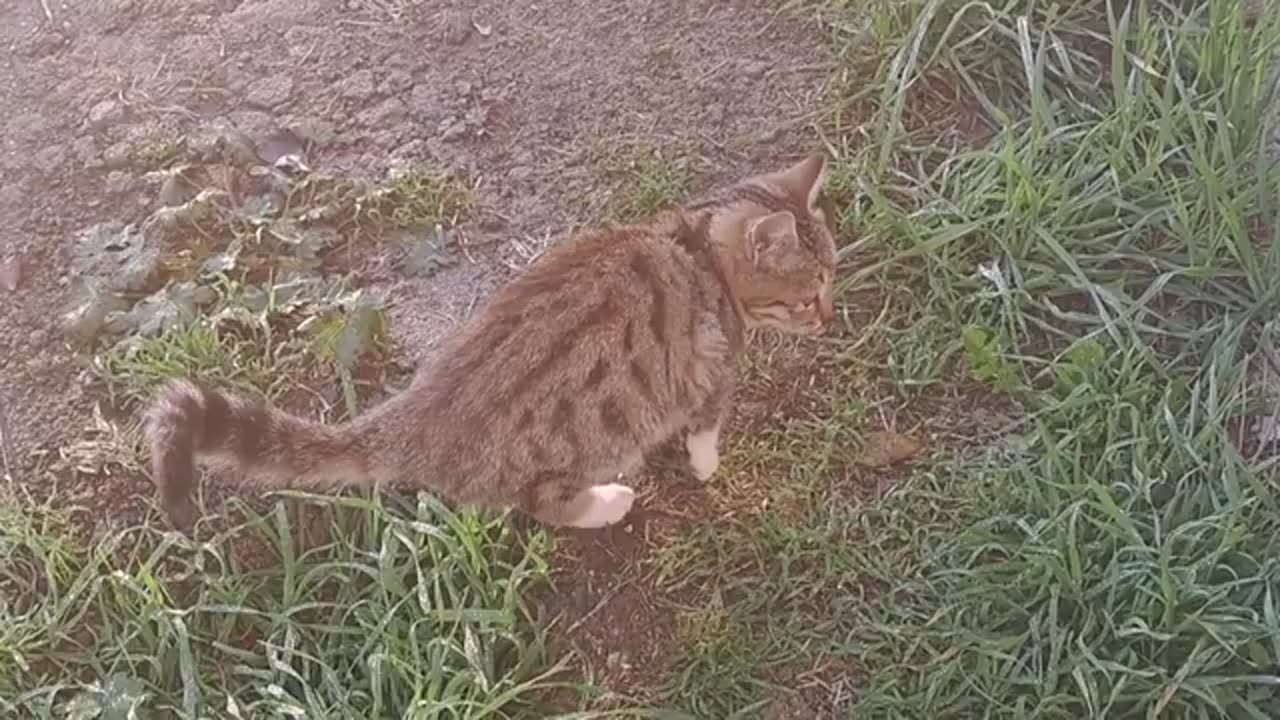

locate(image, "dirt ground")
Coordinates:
0 0 830 480
0 0 838 710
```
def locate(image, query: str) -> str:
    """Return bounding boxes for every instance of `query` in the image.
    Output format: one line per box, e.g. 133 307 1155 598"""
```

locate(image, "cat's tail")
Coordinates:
144 378 377 529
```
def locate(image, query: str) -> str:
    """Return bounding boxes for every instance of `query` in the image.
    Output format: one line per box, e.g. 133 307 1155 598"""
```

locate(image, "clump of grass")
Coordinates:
819 0 1280 716
594 143 691 223
133 129 185 169
94 276 388 412
368 166 469 230
30 145 566 717
0 489 560 717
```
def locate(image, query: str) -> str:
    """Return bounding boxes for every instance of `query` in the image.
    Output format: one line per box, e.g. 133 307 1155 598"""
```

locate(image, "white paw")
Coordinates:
686 428 720 481
570 484 636 528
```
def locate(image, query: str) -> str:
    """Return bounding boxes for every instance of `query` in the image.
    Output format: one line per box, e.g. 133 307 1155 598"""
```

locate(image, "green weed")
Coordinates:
0 490 561 718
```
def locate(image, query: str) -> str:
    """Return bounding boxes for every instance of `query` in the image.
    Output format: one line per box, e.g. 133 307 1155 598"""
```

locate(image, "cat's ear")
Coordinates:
746 211 799 265
773 152 827 212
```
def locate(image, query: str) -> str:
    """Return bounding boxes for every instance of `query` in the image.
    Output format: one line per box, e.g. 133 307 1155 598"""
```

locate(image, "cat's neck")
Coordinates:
677 208 747 350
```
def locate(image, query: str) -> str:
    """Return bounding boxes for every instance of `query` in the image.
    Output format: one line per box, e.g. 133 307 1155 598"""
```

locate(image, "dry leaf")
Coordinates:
856 431 925 468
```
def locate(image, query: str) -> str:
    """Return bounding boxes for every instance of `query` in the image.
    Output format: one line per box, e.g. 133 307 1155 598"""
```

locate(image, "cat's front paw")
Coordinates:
686 427 720 481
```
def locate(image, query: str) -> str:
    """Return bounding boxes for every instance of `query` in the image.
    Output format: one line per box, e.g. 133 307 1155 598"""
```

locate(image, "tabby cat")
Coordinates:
146 153 837 530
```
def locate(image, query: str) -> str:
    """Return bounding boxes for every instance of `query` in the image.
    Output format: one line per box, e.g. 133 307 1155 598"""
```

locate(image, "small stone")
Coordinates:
104 171 137 196
0 256 20 292
188 125 258 167
379 69 414 95
288 117 338 147
454 80 474 97
28 327 48 346
439 119 467 142
254 127 305 164
228 110 276 138
357 98 408 128
192 286 217 305
605 651 631 671
742 60 769 79
102 141 132 170
87 99 123 129
339 70 376 101
245 74 294 109
392 139 425 159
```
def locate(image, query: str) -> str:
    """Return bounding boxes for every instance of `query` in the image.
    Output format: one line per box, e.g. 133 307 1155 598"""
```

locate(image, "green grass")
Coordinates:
644 0 1280 716
0 488 561 718
12 0 1280 716
819 0 1280 716
592 142 691 223
2 148 573 718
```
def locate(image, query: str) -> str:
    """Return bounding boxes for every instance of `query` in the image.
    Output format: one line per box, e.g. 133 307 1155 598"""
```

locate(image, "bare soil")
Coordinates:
0 0 830 484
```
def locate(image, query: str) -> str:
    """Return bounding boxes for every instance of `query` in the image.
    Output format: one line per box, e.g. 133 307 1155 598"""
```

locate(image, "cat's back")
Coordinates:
405 217 714 457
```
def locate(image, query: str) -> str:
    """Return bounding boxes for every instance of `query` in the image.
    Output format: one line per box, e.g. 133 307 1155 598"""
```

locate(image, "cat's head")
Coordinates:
711 153 838 336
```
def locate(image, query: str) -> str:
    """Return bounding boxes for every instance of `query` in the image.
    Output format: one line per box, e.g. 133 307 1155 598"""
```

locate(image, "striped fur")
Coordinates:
145 153 839 530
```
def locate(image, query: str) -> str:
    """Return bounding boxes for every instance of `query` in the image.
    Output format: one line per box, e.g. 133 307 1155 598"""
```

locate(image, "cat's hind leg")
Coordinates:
520 472 636 528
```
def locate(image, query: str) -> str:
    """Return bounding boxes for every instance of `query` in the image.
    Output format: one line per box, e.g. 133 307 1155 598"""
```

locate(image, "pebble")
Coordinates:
102 141 132 170
87 99 123 129
245 74 294 109
742 60 769 79
379 69 414 95
357 98 408 128
339 70 376 101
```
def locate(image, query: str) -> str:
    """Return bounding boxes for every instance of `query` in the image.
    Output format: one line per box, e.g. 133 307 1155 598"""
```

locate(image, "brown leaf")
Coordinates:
856 431 925 468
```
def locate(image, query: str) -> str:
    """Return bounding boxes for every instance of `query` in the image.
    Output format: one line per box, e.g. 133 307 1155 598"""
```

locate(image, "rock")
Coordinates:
228 110 276 138
19 29 69 60
87 99 124 130
254 127 305 165
104 171 137 195
392 139 425 159
379 69 414 95
102 141 132 170
188 125 258 167
245 74 294 109
61 283 129 346
742 60 769 79
339 69 376 101
288 116 339 147
71 222 161 294
438 118 467 142
358 98 408 128
0 256 20 292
